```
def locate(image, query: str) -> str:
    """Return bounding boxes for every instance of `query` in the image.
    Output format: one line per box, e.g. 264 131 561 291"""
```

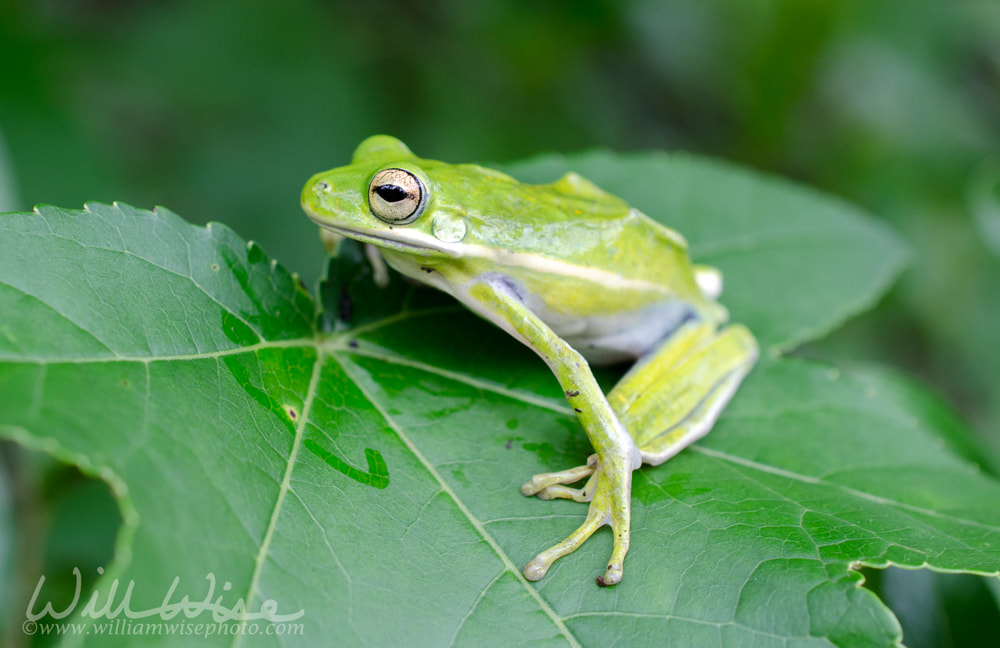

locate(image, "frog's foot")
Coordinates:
520 454 597 502
522 453 633 586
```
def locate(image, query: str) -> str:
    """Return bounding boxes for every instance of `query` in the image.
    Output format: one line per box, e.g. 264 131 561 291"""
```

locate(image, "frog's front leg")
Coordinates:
466 279 641 587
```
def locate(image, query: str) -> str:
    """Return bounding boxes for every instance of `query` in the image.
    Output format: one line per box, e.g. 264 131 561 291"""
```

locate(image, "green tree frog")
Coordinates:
302 136 758 586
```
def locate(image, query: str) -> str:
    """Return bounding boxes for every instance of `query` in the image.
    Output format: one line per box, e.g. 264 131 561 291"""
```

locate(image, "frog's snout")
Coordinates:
301 173 335 218
302 173 330 201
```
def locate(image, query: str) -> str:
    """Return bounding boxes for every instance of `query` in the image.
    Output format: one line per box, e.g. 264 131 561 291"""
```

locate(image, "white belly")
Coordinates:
525 294 698 365
385 255 704 367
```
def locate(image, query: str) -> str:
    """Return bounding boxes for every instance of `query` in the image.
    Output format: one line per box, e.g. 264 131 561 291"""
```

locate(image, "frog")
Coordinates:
301 135 759 586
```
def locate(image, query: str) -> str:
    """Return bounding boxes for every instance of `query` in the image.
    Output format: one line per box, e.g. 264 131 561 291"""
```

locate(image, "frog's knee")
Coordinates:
628 439 642 470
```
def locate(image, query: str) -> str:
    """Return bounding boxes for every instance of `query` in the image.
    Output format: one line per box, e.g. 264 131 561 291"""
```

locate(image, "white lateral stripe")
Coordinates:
318 223 670 294
471 245 670 293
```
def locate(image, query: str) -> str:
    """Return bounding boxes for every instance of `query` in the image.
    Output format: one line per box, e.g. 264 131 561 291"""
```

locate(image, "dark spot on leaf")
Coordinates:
420 266 433 273
211 263 219 271
121 380 130 388
574 408 582 413
505 440 512 450
348 339 359 348
565 390 580 398
339 286 353 322
287 407 298 420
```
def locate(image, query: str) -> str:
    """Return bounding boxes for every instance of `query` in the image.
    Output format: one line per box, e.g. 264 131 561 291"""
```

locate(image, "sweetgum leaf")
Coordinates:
1 151 997 648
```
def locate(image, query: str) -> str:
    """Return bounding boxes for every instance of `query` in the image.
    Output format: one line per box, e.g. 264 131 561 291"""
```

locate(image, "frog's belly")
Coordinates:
527 294 697 365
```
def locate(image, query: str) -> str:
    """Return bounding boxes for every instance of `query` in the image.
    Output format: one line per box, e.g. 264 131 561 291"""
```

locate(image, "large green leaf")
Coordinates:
1 152 998 648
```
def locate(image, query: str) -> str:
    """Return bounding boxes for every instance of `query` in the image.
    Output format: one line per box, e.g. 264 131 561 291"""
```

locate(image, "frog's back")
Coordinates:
440 170 729 364
491 171 713 298
452 170 695 284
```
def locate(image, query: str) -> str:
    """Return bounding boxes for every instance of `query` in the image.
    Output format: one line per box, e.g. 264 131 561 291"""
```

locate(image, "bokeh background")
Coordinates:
1 0 998 645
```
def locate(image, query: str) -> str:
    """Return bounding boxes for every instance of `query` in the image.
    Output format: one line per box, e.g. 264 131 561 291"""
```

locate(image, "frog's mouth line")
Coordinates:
308 218 448 256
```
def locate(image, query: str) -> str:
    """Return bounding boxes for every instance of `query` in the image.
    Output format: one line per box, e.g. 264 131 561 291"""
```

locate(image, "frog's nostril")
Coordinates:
315 181 330 192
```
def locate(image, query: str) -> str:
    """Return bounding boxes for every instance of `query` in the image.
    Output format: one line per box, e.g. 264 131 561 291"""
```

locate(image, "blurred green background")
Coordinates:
1 0 998 645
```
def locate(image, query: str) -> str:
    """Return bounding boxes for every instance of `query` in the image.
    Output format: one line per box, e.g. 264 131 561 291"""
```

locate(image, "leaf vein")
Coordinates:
691 446 1000 534
230 348 323 648
332 352 581 648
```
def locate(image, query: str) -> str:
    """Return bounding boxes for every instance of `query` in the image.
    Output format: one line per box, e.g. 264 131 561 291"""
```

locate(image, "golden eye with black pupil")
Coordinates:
368 168 426 224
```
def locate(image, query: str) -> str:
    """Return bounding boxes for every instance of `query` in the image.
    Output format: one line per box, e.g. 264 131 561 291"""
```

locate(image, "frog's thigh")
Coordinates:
607 322 758 465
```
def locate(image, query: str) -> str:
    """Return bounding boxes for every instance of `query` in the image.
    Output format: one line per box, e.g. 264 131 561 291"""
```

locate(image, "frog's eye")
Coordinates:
368 168 426 224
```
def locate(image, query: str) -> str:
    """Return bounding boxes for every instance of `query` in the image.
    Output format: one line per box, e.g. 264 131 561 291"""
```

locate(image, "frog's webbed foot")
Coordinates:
522 452 633 587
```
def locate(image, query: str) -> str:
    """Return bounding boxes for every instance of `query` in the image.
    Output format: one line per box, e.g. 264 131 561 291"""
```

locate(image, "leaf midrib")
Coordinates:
331 350 583 648
230 344 324 648
0 337 317 365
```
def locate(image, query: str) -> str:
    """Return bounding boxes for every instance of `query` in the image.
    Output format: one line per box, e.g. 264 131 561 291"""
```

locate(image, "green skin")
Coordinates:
302 136 759 586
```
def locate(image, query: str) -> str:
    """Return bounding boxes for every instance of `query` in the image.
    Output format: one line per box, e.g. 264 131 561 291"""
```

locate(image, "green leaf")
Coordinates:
967 158 1000 261
1 151 997 648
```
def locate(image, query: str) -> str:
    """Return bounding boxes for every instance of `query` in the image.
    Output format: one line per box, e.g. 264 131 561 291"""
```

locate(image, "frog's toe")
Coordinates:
596 533 629 587
596 564 623 587
522 454 634 586
533 481 595 502
520 457 596 497
523 559 548 582
522 503 605 581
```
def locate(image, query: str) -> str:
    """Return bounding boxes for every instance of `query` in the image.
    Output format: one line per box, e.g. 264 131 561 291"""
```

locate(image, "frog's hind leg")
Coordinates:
523 322 757 501
608 321 759 465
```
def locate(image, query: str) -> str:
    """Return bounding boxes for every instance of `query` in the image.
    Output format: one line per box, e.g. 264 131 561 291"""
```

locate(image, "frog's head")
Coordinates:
302 135 516 259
